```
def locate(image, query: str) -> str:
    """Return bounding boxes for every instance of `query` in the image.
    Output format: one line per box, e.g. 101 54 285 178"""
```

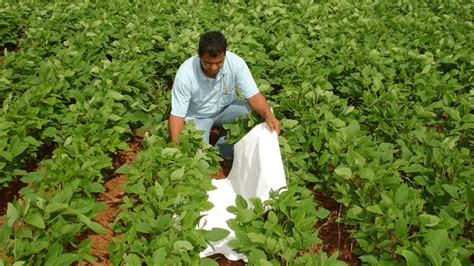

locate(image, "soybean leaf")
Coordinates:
7 203 19 227
205 228 230 242
399 250 421 266
334 166 352 180
25 213 45 229
174 241 194 252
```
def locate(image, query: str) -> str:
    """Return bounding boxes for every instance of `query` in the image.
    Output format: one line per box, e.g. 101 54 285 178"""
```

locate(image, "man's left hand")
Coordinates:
265 115 281 135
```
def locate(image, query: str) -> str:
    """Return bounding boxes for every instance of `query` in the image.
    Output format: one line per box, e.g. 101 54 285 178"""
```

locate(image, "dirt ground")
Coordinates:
312 191 360 265
85 129 143 265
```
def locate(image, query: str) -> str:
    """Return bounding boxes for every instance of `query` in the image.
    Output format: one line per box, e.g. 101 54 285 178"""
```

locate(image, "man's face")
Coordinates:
199 52 225 78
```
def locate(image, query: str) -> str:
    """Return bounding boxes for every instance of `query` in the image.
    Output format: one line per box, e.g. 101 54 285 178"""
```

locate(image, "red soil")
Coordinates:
0 177 25 216
85 129 143 265
312 191 360 265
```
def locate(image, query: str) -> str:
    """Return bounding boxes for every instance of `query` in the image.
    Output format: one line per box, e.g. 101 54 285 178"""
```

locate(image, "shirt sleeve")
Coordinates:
235 57 259 99
171 74 191 117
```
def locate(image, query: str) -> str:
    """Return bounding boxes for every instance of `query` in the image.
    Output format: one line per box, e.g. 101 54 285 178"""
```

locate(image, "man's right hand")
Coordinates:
169 115 185 144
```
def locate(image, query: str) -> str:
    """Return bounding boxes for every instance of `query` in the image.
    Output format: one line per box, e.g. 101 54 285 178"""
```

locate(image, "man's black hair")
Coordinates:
198 31 227 57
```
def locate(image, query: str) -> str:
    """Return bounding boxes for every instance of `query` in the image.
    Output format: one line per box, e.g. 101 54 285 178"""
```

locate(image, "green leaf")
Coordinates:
248 249 267 263
123 253 142 266
359 255 378 264
51 187 73 204
0 121 14 131
283 248 298 262
450 259 462 266
235 195 248 209
12 261 25 266
42 127 57 138
249 197 264 215
334 166 352 179
366 205 383 215
395 184 409 205
267 211 278 224
107 90 124 100
28 240 49 253
258 259 273 266
247 232 266 244
88 222 107 234
399 249 421 266
419 214 440 227
25 213 45 229
10 136 28 158
124 182 146 194
108 114 121 121
170 167 185 180
444 107 461 121
174 240 193 251
404 163 429 174
83 182 104 193
153 214 172 230
152 248 167 264
395 217 408 239
236 209 256 223
45 203 68 214
205 228 230 242
7 203 19 227
21 171 43 183
135 222 152 234
76 213 106 234
424 246 443 266
330 118 346 128
281 119 299 129
316 208 330 219
464 183 474 202
200 258 219 266
227 238 242 249
442 184 459 198
45 253 77 266
161 147 180 158
113 126 127 133
425 229 449 253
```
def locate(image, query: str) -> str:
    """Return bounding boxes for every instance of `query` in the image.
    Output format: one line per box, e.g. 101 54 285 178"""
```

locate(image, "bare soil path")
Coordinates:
312 191 360 265
85 130 143 265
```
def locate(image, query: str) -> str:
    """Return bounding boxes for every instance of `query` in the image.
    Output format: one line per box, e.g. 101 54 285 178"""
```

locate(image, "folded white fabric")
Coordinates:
199 123 287 261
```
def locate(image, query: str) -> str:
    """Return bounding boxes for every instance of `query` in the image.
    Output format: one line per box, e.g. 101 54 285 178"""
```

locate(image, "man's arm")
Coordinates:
247 93 281 135
169 114 185 143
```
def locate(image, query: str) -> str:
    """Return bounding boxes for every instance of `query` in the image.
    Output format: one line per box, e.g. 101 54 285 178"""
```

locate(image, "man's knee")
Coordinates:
186 117 214 143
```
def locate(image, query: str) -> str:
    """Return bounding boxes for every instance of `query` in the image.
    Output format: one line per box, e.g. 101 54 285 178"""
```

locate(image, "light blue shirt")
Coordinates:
171 51 259 119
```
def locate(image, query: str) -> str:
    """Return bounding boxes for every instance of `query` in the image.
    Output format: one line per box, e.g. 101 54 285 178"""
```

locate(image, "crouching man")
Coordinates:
168 31 280 158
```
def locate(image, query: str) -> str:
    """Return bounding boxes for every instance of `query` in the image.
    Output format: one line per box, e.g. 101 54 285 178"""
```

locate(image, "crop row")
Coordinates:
1 1 165 264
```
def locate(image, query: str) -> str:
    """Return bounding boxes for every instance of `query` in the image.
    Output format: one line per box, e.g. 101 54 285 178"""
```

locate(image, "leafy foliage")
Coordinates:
109 123 226 264
0 0 472 265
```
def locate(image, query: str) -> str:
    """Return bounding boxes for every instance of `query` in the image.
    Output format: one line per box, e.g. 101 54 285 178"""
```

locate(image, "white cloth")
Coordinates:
199 123 287 260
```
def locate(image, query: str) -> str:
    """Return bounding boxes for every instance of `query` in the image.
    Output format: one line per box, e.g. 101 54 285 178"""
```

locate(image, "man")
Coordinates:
168 31 280 156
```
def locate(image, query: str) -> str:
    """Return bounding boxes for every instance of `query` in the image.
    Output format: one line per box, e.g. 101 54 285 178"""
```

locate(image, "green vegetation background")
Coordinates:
0 0 472 265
